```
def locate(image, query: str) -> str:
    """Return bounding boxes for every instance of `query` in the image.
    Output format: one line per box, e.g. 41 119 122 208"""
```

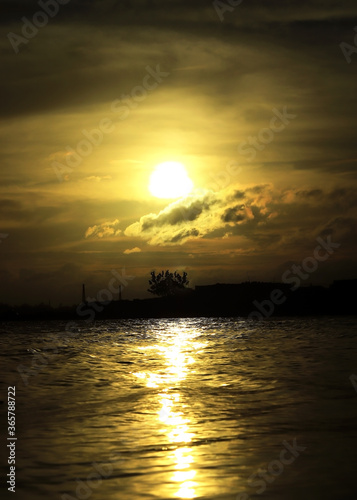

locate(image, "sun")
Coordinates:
149 162 193 199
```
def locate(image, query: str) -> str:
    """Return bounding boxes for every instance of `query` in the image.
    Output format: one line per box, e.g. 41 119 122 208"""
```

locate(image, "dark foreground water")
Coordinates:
0 317 357 500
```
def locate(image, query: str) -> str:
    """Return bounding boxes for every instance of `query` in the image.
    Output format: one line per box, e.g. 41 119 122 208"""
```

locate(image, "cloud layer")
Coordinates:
123 185 357 248
0 0 357 303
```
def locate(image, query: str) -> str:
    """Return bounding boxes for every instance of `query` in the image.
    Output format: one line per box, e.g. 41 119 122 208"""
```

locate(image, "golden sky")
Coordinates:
1 0 357 304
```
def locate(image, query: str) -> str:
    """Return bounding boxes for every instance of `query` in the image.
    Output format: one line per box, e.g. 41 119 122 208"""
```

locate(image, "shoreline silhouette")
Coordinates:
1 279 356 321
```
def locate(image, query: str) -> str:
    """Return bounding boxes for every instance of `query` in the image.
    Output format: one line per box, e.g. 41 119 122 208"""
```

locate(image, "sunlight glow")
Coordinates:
132 323 207 500
176 481 197 499
149 161 194 199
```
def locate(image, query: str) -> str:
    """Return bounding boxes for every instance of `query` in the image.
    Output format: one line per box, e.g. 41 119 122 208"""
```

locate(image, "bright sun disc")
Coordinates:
149 162 193 199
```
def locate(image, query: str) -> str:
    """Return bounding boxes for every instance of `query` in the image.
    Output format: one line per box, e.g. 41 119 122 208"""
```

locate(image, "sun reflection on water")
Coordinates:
133 323 206 498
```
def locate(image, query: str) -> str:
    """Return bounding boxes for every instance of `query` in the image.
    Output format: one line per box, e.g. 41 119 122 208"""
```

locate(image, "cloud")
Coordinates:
125 190 222 245
123 247 141 254
221 206 246 223
124 185 273 245
85 219 121 239
124 184 357 247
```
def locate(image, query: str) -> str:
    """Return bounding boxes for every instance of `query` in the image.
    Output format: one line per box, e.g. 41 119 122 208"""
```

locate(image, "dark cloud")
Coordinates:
232 190 246 200
320 216 357 238
1 0 356 122
0 199 23 218
296 189 323 198
170 228 200 244
327 188 357 208
142 197 212 230
222 206 245 223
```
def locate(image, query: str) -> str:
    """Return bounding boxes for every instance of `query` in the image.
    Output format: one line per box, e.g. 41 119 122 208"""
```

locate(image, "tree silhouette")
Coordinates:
148 270 189 297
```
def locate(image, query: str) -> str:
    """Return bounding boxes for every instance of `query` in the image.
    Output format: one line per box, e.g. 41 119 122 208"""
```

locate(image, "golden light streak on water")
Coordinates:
133 323 203 498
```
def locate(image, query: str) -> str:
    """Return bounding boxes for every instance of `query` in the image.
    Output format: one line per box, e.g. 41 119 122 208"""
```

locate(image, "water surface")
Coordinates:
1 317 356 499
